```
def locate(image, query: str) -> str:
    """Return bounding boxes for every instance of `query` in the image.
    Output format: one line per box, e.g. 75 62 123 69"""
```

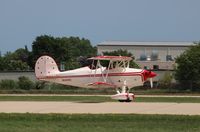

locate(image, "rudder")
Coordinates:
35 56 59 79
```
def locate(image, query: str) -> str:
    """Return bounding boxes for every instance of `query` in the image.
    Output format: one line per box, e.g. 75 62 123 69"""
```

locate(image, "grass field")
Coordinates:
0 96 112 102
0 95 200 103
0 113 200 132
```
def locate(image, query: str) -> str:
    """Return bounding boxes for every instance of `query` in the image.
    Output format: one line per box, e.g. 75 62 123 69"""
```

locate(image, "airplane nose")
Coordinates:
142 70 157 81
149 71 156 78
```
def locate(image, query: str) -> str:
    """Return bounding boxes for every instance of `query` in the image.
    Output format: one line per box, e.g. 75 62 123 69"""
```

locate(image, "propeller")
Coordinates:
149 70 153 88
150 78 153 88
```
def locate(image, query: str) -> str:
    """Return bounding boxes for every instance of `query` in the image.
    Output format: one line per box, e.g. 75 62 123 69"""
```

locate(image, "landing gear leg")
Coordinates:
124 87 131 102
111 81 134 102
112 87 134 102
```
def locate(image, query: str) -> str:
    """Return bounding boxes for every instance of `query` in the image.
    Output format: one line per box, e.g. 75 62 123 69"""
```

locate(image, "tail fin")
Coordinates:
35 56 59 79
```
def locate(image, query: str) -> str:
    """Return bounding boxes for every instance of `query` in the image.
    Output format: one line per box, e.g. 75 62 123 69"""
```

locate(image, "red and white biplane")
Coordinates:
35 55 156 102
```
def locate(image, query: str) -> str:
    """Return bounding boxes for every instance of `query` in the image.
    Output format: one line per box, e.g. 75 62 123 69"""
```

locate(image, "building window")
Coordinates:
140 53 147 61
166 55 173 61
153 65 159 70
151 50 158 61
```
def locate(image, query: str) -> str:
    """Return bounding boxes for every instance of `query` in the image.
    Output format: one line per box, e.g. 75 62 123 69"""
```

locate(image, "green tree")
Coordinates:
14 47 30 62
159 72 173 89
31 35 96 70
18 76 34 90
175 42 200 91
0 56 3 70
0 79 16 90
0 35 96 71
103 49 139 68
0 49 30 71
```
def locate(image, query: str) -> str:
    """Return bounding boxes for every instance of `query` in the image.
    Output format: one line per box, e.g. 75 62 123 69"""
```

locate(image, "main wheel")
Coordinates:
118 100 125 102
125 99 132 102
118 99 132 102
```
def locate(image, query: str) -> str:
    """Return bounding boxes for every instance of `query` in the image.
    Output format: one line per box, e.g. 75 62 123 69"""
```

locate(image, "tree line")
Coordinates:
175 42 200 91
0 35 138 71
0 35 97 71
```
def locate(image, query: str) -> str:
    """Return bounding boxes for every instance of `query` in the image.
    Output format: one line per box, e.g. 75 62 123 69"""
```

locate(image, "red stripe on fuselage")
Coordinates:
38 72 144 81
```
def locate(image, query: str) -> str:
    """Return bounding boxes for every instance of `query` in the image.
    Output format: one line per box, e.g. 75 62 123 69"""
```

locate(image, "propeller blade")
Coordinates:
150 78 153 88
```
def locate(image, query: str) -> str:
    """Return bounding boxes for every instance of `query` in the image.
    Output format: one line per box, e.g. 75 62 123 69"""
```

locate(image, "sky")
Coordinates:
0 0 200 54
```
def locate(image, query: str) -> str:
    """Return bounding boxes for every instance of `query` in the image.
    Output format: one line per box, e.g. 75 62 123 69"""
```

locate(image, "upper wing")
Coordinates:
88 56 132 61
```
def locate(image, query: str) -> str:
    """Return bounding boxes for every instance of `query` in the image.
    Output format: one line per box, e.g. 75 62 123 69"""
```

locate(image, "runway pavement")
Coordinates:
1 94 200 97
0 101 200 115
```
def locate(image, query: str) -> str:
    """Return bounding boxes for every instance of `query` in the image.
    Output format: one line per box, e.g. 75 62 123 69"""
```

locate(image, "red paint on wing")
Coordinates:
88 82 116 88
89 56 132 61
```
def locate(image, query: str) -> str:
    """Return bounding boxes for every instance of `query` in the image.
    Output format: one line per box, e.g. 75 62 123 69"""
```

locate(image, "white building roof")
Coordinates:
98 41 195 47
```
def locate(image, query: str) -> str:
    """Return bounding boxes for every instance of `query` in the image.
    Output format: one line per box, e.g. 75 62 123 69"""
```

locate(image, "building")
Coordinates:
97 41 195 70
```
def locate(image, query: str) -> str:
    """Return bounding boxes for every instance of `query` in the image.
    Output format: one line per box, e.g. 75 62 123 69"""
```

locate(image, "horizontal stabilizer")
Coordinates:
88 82 116 88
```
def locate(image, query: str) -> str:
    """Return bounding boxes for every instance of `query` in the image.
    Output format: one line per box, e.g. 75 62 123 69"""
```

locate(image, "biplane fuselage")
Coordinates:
38 66 144 89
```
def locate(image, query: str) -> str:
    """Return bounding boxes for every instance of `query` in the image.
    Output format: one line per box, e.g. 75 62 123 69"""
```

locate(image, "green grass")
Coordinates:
1 88 200 96
135 97 200 103
0 113 200 132
0 96 112 103
1 96 200 103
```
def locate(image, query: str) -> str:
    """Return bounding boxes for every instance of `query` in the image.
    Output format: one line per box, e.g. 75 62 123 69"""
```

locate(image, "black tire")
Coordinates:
125 99 132 102
118 99 132 102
